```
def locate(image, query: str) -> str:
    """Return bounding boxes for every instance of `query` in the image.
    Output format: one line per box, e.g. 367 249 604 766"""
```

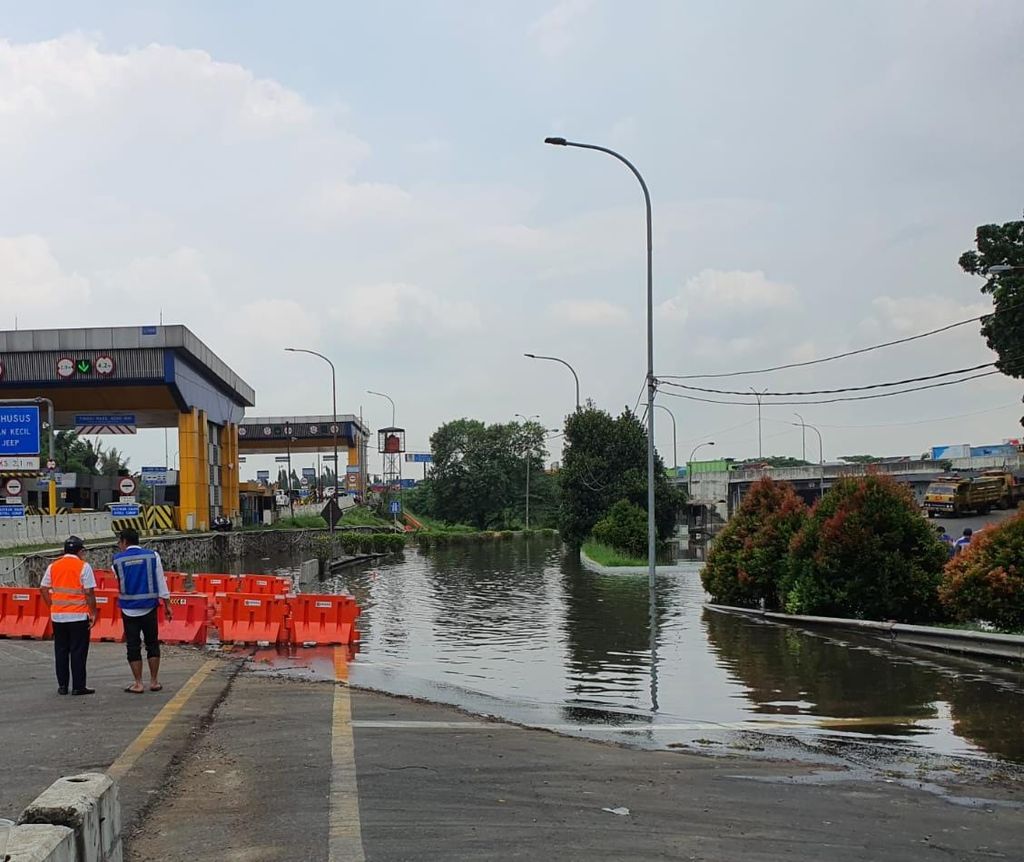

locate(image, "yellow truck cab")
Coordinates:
924 475 1003 517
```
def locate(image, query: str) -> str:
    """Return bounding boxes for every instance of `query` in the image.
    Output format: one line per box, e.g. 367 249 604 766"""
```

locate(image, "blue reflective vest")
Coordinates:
113 547 160 611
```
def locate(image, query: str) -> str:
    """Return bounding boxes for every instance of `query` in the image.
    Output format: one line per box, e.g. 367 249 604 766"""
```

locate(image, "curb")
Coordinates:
704 604 1024 662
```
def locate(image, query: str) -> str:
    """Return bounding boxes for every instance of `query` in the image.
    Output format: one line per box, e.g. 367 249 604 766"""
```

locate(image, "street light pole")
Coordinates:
523 353 581 411
750 388 766 459
792 418 825 499
545 135 657 599
653 404 677 472
793 412 806 462
687 441 716 499
367 390 396 428
515 413 540 529
284 348 339 536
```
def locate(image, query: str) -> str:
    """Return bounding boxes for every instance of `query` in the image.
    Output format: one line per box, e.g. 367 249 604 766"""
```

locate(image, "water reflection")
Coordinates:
243 538 1024 762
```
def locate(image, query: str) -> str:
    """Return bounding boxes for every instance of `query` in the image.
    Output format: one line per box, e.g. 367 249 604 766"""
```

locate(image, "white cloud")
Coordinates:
531 0 594 59
0 235 89 315
334 283 482 335
550 299 630 327
658 269 798 325
863 295 991 335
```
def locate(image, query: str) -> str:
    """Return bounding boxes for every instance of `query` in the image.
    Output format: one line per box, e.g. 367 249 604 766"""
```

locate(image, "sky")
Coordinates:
1 0 1023 479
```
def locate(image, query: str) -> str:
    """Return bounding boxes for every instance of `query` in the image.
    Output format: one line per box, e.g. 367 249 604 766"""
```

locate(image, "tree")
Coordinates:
701 477 807 609
94 441 130 477
959 218 1024 388
840 455 882 464
737 456 810 468
939 510 1024 631
592 500 648 557
428 417 550 529
782 475 947 622
42 430 100 475
558 407 682 548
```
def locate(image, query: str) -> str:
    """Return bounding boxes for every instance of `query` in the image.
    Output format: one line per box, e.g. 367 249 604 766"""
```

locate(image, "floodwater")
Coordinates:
241 537 1024 764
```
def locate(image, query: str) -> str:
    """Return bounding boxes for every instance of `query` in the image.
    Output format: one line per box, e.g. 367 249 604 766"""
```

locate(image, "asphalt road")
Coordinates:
3 641 1022 862
926 505 1017 537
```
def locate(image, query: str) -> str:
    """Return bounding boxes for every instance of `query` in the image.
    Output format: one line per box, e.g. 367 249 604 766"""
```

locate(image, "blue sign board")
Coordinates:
302 467 316 478
0 406 41 455
389 500 402 515
404 453 432 463
110 504 141 518
397 478 417 489
74 414 136 426
0 505 26 518
256 470 270 482
141 326 158 335
141 467 170 486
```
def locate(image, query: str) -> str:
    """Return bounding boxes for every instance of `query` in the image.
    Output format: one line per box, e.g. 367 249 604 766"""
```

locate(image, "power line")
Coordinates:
776 401 1021 430
658 370 1000 406
658 302 1019 380
661 361 995 397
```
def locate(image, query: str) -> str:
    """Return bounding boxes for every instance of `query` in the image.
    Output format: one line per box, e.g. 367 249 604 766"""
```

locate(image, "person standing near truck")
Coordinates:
39 536 98 696
112 528 173 693
953 528 973 556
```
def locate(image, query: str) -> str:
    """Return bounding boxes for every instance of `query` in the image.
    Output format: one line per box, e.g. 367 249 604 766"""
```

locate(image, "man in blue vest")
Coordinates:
113 527 172 694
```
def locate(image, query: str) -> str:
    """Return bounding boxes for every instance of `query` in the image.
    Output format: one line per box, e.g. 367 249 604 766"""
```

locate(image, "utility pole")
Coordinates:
515 413 540 529
793 412 806 462
750 388 766 459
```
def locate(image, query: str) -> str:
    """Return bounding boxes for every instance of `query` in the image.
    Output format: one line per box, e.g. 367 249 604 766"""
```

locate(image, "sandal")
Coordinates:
124 685 144 694
150 684 164 692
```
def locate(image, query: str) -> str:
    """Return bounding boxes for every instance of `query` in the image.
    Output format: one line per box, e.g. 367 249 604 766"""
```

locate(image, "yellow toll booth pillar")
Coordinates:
220 422 240 519
347 442 360 492
177 407 211 531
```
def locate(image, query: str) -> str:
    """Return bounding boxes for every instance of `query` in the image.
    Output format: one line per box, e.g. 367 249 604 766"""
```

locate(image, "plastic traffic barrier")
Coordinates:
89 589 124 642
164 572 188 593
160 593 209 645
192 574 240 596
93 569 120 591
218 593 288 644
0 587 53 639
289 593 361 646
239 575 289 596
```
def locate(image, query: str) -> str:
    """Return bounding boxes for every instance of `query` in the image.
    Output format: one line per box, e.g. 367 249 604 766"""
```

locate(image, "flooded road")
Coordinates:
242 537 1024 764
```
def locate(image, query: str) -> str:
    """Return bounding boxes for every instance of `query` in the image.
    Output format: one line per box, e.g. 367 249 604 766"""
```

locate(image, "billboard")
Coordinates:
931 444 971 460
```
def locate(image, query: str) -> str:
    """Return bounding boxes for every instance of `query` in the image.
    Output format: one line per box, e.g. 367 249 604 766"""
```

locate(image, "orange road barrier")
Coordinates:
165 572 188 593
218 593 288 644
240 574 289 596
192 574 240 596
89 589 124 642
0 588 53 639
289 593 361 646
93 569 120 591
161 593 209 645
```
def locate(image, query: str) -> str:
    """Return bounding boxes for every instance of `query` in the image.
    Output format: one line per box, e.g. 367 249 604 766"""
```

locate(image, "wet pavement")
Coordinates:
243 537 1024 765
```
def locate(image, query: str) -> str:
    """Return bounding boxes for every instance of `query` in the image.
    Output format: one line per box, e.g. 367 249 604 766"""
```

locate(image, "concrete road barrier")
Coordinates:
5 824 76 862
18 773 121 862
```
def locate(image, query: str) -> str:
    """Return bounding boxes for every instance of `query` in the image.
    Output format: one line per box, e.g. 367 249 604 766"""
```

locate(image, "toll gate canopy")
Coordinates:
0 325 254 531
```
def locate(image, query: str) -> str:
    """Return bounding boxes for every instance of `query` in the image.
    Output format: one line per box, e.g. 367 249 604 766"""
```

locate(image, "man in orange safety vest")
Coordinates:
40 536 99 695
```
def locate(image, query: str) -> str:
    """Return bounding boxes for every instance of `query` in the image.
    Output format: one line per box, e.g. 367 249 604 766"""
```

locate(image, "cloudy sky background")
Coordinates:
2 1 1023 478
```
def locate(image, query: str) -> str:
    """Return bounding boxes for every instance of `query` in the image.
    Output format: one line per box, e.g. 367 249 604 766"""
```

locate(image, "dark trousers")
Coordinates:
123 608 161 663
53 619 90 691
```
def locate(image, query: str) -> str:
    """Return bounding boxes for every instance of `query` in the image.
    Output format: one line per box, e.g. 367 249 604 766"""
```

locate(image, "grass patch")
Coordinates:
338 507 392 528
582 540 647 567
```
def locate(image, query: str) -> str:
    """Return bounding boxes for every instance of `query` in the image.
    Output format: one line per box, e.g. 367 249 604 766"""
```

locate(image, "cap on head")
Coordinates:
64 535 86 555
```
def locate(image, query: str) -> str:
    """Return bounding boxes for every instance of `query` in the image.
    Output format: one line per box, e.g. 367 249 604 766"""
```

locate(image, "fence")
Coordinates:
0 513 114 549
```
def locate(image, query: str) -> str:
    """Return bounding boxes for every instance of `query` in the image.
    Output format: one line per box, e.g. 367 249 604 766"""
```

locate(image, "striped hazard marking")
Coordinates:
145 505 175 531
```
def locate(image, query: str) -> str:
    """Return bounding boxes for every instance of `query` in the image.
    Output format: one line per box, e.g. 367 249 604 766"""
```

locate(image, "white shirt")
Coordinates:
118 546 171 617
41 555 97 623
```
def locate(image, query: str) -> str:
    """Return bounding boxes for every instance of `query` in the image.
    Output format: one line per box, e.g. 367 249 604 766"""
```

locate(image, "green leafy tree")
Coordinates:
94 441 131 477
41 430 100 475
840 455 882 464
737 456 810 468
782 475 947 622
701 477 807 609
592 499 649 556
559 407 681 548
428 418 550 529
939 510 1024 630
959 218 1024 389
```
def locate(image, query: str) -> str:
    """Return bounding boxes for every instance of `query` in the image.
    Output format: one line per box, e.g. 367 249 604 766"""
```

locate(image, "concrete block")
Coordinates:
19 773 121 862
6 824 76 862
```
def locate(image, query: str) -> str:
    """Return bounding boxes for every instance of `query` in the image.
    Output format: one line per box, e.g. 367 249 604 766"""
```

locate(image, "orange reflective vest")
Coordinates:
49 556 90 616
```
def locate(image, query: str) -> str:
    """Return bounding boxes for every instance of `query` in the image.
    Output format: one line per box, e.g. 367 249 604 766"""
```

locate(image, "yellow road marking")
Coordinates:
329 646 365 862
107 659 218 781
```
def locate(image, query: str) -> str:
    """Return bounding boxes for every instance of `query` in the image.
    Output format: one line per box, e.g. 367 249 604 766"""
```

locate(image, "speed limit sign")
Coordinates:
118 476 137 496
4 477 23 496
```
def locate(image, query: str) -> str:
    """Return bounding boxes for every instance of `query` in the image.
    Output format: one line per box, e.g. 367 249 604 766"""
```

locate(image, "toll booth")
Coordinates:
0 325 254 531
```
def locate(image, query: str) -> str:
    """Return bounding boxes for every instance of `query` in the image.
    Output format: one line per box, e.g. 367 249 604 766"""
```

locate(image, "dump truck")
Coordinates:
924 475 1004 517
980 470 1024 509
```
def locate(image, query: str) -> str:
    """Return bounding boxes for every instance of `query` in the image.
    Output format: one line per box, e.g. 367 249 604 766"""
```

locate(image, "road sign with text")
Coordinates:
0 406 40 455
